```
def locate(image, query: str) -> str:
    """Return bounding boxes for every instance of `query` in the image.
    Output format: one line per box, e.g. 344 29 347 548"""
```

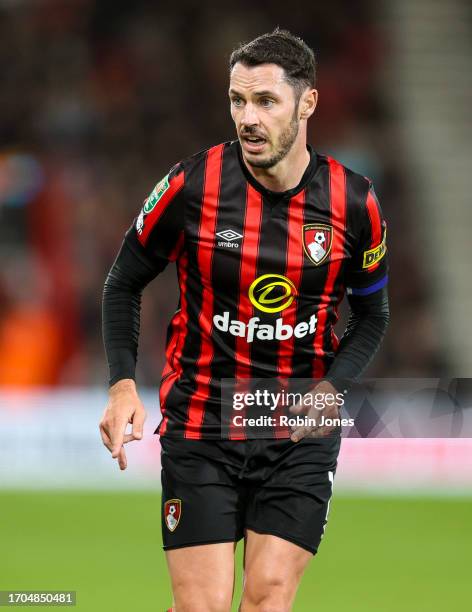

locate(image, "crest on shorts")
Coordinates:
164 499 182 532
303 224 333 266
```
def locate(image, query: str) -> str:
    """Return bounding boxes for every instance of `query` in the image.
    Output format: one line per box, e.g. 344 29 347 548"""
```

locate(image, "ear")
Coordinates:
299 89 318 120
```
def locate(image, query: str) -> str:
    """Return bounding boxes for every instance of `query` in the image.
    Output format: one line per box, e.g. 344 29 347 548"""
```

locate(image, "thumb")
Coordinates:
132 409 146 440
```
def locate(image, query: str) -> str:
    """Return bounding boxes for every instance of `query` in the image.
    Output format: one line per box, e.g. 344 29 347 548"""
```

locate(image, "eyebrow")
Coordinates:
228 88 278 98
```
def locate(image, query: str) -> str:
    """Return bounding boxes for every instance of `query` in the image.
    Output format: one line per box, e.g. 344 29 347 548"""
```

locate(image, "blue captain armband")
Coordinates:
347 274 388 297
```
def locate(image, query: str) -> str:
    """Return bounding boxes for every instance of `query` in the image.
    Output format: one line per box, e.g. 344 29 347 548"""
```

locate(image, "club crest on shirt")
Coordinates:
303 224 333 266
164 499 182 532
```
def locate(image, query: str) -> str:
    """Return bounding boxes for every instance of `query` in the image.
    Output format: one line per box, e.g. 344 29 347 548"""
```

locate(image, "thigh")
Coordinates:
240 531 312 610
161 437 246 550
166 542 236 611
245 437 340 555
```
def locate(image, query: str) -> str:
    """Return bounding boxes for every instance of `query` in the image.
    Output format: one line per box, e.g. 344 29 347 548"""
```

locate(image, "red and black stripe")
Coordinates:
184 144 225 439
312 157 347 379
228 183 263 439
289 156 332 381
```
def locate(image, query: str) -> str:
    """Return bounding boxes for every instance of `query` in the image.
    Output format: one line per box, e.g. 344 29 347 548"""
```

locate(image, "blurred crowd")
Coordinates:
0 0 447 387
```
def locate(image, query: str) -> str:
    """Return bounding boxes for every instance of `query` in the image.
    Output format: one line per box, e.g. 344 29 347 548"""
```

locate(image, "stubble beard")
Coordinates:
245 110 300 170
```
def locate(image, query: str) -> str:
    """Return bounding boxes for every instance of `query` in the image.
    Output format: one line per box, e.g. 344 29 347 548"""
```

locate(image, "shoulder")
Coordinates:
176 141 234 177
315 152 380 223
320 153 373 197
162 142 234 201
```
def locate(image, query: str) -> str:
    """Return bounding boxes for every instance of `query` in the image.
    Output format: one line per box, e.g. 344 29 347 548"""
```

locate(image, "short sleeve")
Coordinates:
345 183 388 296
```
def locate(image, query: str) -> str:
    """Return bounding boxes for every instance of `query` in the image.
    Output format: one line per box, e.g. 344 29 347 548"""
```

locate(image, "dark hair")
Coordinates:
229 28 316 101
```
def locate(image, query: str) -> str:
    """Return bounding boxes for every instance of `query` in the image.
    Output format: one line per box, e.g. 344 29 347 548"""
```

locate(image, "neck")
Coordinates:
242 135 310 192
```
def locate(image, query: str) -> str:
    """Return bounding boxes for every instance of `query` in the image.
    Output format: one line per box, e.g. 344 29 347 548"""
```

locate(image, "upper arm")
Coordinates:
345 182 388 297
128 162 186 270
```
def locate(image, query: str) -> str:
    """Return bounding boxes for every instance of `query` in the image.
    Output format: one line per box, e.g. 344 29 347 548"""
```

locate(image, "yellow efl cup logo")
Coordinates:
248 274 296 313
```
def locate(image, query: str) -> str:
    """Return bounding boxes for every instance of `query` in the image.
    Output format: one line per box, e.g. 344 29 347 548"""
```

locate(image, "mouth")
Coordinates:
240 134 267 153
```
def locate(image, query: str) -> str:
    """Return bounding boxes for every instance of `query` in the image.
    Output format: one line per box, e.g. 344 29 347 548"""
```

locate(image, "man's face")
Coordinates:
229 62 301 169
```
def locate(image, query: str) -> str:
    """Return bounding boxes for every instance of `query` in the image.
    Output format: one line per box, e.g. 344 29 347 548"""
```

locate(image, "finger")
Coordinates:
316 429 333 438
99 423 113 452
291 429 303 442
123 432 140 444
110 418 127 458
291 425 312 443
117 446 127 470
131 409 146 440
289 403 305 416
313 423 337 438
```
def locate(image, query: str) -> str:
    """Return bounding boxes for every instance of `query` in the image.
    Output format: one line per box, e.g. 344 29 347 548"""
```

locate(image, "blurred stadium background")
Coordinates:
0 0 471 610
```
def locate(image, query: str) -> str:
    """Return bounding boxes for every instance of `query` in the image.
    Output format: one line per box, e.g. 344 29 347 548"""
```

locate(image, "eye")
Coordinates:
260 98 274 108
231 96 244 107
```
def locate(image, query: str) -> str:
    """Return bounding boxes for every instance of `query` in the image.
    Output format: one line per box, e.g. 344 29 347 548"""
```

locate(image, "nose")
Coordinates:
240 103 259 128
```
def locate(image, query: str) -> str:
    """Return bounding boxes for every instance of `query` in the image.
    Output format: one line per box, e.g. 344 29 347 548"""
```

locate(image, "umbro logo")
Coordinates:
216 229 243 242
216 229 243 249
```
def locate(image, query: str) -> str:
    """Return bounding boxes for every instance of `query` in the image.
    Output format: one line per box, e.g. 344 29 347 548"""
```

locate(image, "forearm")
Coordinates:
102 236 164 386
326 286 390 383
102 277 142 385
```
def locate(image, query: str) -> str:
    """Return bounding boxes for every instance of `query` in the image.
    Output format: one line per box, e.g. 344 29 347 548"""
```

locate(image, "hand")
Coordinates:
99 379 147 470
289 380 341 442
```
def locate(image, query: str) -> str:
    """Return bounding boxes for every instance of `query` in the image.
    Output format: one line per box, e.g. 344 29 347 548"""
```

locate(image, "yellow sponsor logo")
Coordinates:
362 230 387 269
248 274 296 313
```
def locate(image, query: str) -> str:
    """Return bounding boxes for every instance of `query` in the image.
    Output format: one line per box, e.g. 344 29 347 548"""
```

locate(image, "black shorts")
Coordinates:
160 435 341 555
